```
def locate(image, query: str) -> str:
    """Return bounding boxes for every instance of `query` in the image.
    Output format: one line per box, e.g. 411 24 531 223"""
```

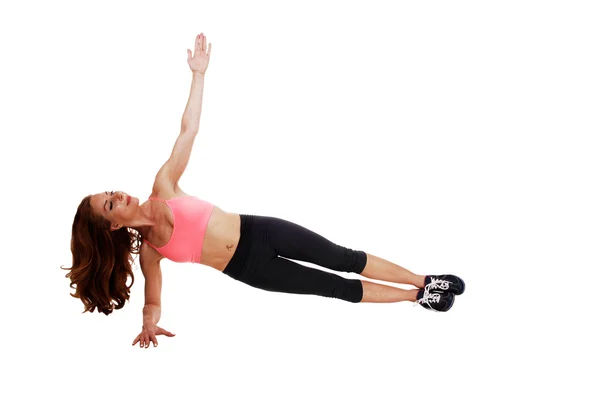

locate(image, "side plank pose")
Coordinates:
64 33 465 348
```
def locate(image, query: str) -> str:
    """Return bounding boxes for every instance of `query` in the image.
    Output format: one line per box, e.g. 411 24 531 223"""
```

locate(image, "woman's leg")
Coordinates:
253 256 419 303
264 216 426 287
264 216 367 273
361 280 419 303
361 253 426 288
251 256 364 302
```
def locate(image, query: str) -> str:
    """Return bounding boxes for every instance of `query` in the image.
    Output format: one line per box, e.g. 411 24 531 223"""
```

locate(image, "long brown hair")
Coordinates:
62 195 141 315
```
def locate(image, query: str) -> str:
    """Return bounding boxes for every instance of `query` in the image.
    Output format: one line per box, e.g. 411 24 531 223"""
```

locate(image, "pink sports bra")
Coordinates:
143 195 215 263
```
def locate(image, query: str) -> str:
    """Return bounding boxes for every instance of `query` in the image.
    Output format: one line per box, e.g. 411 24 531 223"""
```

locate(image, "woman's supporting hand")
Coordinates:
187 33 211 74
132 323 176 348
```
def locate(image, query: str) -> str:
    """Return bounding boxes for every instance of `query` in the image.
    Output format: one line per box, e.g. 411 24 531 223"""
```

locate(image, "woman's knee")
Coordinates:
337 249 367 274
332 277 363 303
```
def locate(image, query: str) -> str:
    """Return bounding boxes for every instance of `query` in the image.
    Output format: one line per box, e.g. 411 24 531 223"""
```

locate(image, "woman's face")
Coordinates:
90 190 137 229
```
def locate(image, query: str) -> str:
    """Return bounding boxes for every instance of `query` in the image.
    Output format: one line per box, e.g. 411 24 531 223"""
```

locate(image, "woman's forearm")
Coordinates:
143 304 161 326
180 72 205 133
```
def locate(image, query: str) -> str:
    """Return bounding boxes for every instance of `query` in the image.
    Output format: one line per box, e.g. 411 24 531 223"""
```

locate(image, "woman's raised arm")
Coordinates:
151 33 212 193
181 32 211 133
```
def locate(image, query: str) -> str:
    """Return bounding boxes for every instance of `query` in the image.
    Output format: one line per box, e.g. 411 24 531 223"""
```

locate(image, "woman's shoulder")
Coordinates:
149 185 191 201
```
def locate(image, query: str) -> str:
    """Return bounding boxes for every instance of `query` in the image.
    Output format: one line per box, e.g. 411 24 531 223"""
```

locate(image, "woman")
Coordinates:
64 33 465 348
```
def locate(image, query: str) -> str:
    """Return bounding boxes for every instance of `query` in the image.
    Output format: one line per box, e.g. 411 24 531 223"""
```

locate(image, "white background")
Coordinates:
1 0 598 396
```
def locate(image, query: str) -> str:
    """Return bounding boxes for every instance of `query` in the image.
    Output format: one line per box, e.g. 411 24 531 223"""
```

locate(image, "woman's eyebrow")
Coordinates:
103 191 109 212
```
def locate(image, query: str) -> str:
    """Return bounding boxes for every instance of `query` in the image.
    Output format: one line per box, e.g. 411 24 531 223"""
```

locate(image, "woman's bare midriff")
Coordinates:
199 206 241 271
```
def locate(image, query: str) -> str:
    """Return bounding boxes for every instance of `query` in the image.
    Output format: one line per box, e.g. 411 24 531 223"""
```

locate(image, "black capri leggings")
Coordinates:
222 215 367 303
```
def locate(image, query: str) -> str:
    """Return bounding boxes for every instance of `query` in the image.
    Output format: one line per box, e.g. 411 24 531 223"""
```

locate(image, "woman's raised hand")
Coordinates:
187 33 212 74
132 323 176 348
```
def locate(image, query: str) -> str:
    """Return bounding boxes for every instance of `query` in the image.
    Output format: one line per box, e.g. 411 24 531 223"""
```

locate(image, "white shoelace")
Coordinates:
414 290 442 312
425 277 450 292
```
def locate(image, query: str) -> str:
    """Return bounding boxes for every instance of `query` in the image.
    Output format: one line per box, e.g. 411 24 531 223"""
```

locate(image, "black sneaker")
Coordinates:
424 275 465 295
415 289 455 312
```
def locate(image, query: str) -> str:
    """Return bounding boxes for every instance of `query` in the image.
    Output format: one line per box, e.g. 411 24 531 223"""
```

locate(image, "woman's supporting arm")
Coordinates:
143 303 161 326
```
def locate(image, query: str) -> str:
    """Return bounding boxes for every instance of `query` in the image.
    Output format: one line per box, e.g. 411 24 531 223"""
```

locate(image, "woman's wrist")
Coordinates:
142 321 155 329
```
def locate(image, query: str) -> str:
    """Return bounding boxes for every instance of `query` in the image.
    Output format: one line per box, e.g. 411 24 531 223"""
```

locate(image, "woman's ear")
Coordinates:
110 223 122 231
